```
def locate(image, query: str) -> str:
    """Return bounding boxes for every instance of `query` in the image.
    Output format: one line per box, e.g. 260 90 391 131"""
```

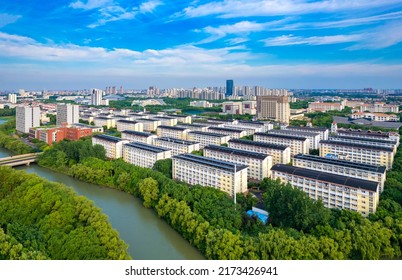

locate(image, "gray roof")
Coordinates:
208 127 245 133
228 139 289 150
188 131 229 137
123 142 170 153
269 129 320 137
271 164 378 192
117 120 139 124
121 130 154 137
255 132 307 141
293 154 386 173
286 126 328 132
329 135 397 145
158 125 188 131
156 137 199 145
204 145 269 160
93 134 124 143
333 116 402 129
320 140 394 152
173 154 248 172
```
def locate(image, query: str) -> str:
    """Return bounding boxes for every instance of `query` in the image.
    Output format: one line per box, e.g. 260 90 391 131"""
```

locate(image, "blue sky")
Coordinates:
1 0 402 90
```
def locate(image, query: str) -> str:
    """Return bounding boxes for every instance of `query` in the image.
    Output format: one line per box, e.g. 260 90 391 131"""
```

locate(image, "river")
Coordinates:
0 128 204 259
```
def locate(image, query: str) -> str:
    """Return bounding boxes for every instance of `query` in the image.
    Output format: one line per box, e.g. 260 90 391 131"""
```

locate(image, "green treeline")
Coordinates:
0 118 35 154
0 166 130 260
0 108 15 117
37 138 402 260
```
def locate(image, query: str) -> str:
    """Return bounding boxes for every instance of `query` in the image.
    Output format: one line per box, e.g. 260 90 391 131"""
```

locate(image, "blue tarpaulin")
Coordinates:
246 210 268 224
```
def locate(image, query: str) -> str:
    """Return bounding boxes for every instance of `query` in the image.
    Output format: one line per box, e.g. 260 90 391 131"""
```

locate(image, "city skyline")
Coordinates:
1 0 402 89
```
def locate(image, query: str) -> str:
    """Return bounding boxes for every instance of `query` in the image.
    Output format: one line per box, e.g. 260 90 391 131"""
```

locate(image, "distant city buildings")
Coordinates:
256 96 290 123
56 103 79 125
226 80 234 97
8 94 17 104
308 102 344 112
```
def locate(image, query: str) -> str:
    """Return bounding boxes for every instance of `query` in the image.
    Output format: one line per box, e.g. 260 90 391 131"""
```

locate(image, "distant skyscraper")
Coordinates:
257 96 290 123
226 80 234 96
8 94 17 104
112 86 116 94
119 86 123 94
56 104 79 125
16 106 40 133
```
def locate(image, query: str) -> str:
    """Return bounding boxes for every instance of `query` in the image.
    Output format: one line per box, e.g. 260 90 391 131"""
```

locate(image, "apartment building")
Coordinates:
228 139 290 165
308 102 343 112
319 140 394 170
283 126 329 141
187 131 230 148
73 123 104 133
128 113 147 120
56 104 79 125
254 132 309 155
121 130 157 144
207 127 247 139
93 117 116 129
237 120 273 132
223 125 258 136
16 106 40 133
293 154 387 192
172 154 248 196
204 145 272 180
122 142 171 168
92 134 129 159
157 125 190 140
153 116 178 126
116 120 144 132
359 102 399 113
175 123 209 132
271 164 379 217
268 129 320 150
167 114 192 124
336 129 400 145
351 112 399 122
256 96 290 123
136 118 161 132
329 135 397 154
154 137 200 156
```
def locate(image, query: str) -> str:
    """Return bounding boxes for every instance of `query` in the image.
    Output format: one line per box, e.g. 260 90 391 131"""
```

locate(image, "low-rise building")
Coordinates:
336 128 400 145
308 102 343 112
254 132 309 155
228 139 291 165
268 129 320 150
187 131 230 148
320 140 394 170
136 118 161 132
283 126 329 141
92 134 129 159
123 142 171 168
167 114 192 124
329 135 397 154
204 145 272 180
116 120 143 132
94 117 116 129
359 102 399 113
157 125 190 140
121 130 157 144
293 154 387 192
176 123 209 132
271 164 379 217
154 137 200 156
153 116 178 126
207 127 247 139
172 154 248 196
351 112 399 122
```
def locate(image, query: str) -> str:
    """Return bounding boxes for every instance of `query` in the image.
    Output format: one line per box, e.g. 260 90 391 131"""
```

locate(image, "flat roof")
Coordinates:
173 154 248 172
330 135 397 145
93 134 124 143
271 164 378 192
337 128 392 138
156 137 199 145
121 130 154 137
188 131 229 137
137 118 159 122
157 125 188 131
208 127 245 133
320 140 394 152
204 145 269 160
176 123 209 128
94 117 112 120
117 120 139 124
286 126 328 132
293 154 386 173
269 129 320 137
154 116 177 120
255 132 307 141
228 139 289 150
124 142 170 153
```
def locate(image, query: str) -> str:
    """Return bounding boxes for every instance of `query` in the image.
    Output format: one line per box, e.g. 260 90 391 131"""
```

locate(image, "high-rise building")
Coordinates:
16 106 40 133
8 94 17 104
119 86 123 94
112 86 116 95
257 96 290 123
91 89 103 106
56 104 79 125
226 80 234 97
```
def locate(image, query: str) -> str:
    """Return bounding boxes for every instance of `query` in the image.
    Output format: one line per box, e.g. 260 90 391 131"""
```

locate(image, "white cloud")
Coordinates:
0 13 22 28
139 0 163 13
262 34 362 46
182 0 402 18
69 0 111 10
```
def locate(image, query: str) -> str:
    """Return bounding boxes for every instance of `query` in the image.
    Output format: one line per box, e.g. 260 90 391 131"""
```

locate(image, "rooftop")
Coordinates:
269 129 320 137
208 127 245 133
228 139 289 150
124 142 170 153
157 125 188 131
156 137 199 145
329 135 397 145
93 134 124 143
271 164 379 192
188 131 229 137
116 120 139 124
320 140 394 152
204 145 269 160
255 132 307 141
121 130 154 137
293 154 386 173
173 154 248 172
285 126 328 132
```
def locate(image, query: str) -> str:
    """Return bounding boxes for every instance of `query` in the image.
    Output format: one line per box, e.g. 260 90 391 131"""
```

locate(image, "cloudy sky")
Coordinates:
1 0 402 90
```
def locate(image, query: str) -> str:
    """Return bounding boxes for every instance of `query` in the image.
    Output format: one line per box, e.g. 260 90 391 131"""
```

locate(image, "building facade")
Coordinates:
56 104 79 125
283 126 329 141
256 96 290 123
16 106 40 133
157 126 190 140
123 142 171 168
207 127 247 139
92 135 129 159
254 132 309 155
136 118 161 132
268 129 320 150
204 145 272 180
187 131 230 148
116 120 144 132
154 137 200 156
172 154 248 196
121 130 156 144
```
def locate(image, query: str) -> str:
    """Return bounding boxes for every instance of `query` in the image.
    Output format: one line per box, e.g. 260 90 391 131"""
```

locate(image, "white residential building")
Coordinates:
254 132 309 155
8 94 17 104
121 130 157 144
329 135 397 154
204 145 272 180
16 106 40 133
157 126 190 140
94 117 116 129
154 137 200 156
116 120 143 132
92 134 129 159
187 131 230 148
154 116 178 126
172 154 248 196
176 123 209 132
136 118 161 132
207 127 247 139
56 104 79 125
283 126 329 141
268 129 320 150
123 142 171 168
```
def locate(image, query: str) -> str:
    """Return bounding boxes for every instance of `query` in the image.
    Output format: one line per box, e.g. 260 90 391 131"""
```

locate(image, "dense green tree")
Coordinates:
138 178 159 208
152 159 172 178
